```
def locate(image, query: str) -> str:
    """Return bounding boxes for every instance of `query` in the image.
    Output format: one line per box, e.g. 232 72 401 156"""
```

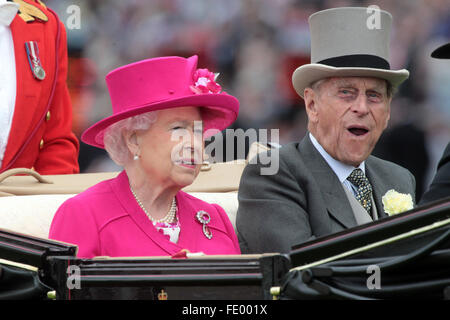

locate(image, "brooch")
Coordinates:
196 210 212 240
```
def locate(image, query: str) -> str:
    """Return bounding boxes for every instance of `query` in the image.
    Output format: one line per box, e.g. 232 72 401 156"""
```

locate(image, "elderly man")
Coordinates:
236 7 416 254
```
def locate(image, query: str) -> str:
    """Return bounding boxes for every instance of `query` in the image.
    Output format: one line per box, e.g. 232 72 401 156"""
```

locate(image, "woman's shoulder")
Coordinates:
71 171 132 201
53 175 129 231
66 178 116 203
56 175 124 220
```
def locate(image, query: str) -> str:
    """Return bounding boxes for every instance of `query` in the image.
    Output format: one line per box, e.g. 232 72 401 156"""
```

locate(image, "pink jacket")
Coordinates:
49 171 240 258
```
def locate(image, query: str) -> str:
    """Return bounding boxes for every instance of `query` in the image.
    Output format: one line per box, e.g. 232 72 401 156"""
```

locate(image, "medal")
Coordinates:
196 210 213 240
25 41 46 80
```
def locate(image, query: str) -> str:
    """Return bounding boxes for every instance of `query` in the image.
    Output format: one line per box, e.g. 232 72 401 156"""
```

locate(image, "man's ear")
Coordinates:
383 103 391 130
303 87 319 124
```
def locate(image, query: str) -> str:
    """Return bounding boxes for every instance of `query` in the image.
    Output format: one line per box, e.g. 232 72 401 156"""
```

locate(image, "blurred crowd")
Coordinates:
46 0 450 201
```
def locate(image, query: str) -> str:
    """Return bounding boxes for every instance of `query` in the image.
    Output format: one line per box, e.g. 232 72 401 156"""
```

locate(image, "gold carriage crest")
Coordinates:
157 289 168 300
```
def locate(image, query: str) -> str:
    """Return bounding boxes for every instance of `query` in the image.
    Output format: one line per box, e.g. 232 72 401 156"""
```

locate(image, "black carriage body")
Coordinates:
46 254 290 300
2 197 450 300
282 197 450 300
0 229 290 300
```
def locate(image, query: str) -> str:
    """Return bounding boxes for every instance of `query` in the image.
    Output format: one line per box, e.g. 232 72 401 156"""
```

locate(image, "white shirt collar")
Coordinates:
0 1 19 26
309 132 365 183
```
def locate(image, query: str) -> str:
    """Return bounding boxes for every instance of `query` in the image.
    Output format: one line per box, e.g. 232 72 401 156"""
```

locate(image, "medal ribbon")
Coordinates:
25 41 44 80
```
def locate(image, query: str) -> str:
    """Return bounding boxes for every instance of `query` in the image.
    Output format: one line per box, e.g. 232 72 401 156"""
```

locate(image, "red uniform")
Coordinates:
0 0 79 174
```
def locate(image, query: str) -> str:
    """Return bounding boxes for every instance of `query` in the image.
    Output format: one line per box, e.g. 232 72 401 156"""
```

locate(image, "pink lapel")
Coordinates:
175 191 203 250
111 171 184 255
110 171 221 255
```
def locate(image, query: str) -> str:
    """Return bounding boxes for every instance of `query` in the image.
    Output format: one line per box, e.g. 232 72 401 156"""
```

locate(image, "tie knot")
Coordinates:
347 169 371 189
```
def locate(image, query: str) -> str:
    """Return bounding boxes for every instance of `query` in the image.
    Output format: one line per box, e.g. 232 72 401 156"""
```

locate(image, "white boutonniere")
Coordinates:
382 189 414 216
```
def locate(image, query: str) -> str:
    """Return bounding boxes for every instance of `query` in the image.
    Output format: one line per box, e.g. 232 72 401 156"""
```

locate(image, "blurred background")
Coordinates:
46 0 450 202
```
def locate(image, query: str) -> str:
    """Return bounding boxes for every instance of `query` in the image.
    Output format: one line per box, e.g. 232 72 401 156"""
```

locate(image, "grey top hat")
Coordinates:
292 7 409 98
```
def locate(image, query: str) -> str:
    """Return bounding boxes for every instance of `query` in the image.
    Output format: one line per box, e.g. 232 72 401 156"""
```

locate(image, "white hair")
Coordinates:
103 111 158 166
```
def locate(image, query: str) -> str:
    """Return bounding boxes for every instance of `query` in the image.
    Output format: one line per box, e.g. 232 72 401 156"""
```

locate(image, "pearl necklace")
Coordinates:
130 185 177 224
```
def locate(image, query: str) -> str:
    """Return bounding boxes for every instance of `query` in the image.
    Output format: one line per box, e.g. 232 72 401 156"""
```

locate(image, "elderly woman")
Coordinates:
49 56 240 258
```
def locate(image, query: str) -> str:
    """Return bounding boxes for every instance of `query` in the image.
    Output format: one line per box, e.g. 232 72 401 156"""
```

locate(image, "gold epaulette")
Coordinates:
12 0 48 23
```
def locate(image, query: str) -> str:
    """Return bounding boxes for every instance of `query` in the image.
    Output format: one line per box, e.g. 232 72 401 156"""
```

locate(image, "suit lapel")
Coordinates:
299 135 358 229
342 184 374 224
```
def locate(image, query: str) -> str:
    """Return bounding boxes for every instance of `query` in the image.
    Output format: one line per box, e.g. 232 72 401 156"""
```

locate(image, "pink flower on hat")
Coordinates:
190 68 222 94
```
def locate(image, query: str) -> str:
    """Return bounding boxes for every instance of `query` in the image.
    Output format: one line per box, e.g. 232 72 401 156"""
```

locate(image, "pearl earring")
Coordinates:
133 154 139 161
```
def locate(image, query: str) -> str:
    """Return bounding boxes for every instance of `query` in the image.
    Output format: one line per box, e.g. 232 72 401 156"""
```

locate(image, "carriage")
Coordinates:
1 166 449 300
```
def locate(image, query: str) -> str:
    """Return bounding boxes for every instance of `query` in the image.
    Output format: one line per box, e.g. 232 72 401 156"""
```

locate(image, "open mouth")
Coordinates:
348 126 369 136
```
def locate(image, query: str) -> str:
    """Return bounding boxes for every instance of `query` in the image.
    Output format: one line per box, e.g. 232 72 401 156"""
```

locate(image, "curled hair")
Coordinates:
103 111 158 166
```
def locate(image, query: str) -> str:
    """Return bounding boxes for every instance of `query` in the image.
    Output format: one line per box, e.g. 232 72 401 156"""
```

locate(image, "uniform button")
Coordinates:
39 139 44 149
46 111 51 121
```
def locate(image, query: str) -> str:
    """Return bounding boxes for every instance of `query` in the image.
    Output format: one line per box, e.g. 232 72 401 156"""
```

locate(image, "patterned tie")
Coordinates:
347 169 373 214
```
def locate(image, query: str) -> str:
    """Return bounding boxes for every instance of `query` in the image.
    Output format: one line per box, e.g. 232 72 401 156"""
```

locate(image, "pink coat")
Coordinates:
49 171 241 258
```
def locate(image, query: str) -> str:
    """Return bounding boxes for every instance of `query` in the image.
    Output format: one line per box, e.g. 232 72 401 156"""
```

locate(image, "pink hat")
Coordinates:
82 55 239 148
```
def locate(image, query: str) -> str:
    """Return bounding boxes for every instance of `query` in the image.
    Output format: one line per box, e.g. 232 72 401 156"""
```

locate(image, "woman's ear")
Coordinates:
123 130 139 157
